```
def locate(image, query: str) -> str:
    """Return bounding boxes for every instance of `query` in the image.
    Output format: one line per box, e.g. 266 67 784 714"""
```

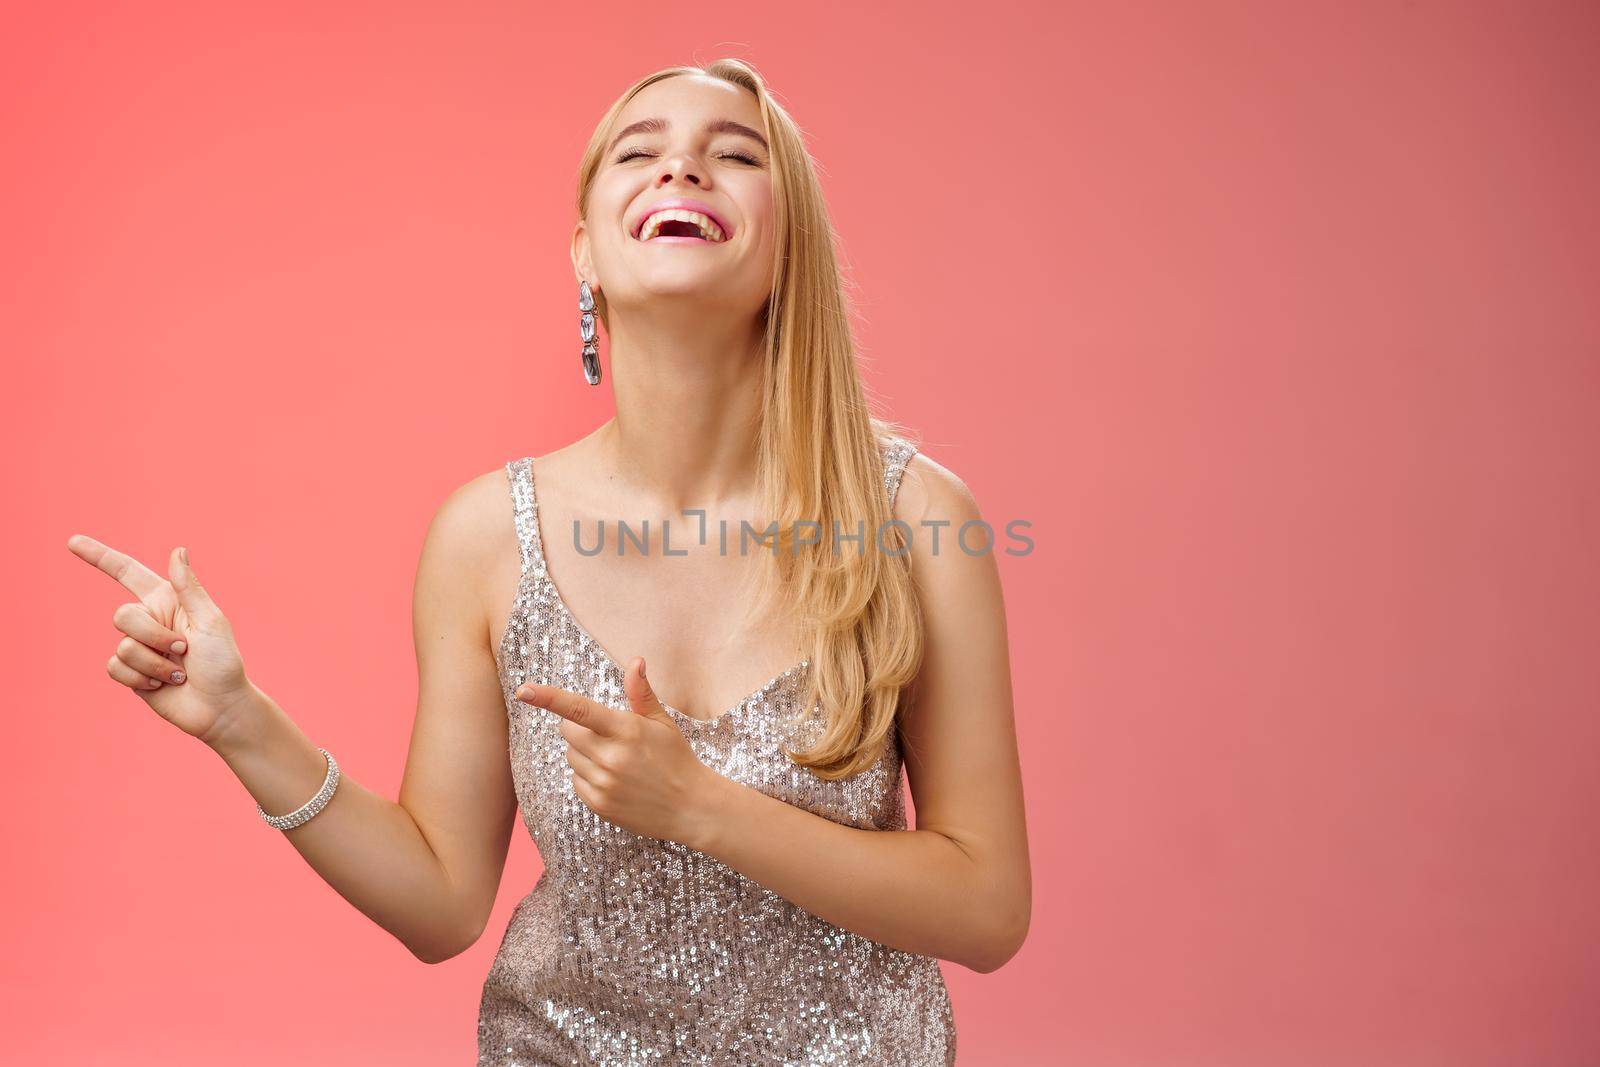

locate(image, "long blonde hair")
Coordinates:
574 58 923 779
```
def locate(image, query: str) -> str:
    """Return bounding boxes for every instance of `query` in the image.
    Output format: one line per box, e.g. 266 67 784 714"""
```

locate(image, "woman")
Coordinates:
67 58 1031 1065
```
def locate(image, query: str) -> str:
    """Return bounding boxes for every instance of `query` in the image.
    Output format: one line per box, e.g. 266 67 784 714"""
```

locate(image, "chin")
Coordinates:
635 278 724 299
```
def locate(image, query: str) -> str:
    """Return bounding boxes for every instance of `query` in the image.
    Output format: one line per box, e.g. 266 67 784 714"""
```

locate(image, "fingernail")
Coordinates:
639 659 648 679
171 640 187 655
148 678 162 688
179 546 189 565
171 671 185 684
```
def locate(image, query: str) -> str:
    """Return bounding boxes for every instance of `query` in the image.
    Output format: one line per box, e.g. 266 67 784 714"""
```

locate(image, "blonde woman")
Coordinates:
67 58 1031 1065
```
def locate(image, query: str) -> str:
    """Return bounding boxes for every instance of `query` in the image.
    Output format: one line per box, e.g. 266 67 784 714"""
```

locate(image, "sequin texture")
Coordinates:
478 435 956 1065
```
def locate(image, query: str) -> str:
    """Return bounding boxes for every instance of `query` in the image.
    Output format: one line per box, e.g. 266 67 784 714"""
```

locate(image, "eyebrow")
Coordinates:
606 117 769 155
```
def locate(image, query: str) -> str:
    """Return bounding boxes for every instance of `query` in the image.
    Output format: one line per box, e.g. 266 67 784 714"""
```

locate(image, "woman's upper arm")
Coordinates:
398 469 520 950
895 453 1032 960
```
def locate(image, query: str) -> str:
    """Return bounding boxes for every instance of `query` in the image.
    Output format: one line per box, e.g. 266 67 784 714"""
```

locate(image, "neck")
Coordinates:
597 303 768 512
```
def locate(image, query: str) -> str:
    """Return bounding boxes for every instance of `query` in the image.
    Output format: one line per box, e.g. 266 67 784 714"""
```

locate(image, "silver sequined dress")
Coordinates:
478 434 957 1066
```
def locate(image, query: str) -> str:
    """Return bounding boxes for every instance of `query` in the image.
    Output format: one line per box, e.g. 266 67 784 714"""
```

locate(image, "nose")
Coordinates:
654 152 704 188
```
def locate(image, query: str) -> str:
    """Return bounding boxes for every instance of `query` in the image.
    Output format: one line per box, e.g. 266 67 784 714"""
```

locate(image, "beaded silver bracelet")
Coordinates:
257 747 341 830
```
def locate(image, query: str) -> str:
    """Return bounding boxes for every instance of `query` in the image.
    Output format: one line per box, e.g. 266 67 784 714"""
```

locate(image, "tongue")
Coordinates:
655 220 704 239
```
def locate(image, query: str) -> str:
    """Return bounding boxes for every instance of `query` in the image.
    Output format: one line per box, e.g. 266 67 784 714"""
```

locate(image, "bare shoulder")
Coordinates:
889 446 1005 642
892 449 983 530
429 463 518 563
414 462 522 630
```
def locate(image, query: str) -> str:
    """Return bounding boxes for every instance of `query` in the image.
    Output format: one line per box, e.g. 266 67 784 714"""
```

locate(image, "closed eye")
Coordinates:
613 147 764 166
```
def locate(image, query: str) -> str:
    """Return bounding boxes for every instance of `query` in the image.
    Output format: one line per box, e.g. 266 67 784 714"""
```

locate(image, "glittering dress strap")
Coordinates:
505 456 542 577
882 435 919 509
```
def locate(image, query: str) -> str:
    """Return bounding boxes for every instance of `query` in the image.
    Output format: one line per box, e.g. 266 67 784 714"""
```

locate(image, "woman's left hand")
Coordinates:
515 658 723 846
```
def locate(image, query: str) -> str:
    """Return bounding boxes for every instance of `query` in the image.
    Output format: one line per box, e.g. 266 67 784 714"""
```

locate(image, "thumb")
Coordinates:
168 545 222 622
624 657 671 722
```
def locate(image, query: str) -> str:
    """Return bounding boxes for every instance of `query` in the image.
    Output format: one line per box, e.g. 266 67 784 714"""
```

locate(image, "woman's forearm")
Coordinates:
684 774 1023 973
204 684 466 963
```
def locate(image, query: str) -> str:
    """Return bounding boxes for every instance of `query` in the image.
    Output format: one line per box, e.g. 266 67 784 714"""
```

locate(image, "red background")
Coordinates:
8 2 1599 1064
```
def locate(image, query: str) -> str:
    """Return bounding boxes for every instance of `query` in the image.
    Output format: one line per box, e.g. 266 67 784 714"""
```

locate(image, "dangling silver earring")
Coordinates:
579 280 601 386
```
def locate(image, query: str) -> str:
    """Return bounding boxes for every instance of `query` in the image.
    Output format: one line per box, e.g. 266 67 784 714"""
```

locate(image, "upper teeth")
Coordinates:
639 209 725 242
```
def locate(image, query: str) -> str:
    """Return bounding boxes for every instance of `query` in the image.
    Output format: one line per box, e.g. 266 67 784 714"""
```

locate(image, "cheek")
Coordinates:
584 182 632 250
745 185 775 243
729 187 771 262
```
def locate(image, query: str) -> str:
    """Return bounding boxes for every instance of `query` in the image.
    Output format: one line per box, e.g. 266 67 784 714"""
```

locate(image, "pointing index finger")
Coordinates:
516 684 626 738
66 534 168 602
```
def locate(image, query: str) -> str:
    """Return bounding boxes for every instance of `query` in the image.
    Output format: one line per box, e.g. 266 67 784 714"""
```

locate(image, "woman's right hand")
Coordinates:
66 536 256 748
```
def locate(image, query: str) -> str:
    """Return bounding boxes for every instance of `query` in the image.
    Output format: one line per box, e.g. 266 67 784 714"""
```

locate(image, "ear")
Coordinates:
571 219 595 287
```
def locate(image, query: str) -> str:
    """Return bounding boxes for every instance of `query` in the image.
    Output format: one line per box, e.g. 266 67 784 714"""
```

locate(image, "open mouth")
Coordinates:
648 221 710 241
633 208 729 243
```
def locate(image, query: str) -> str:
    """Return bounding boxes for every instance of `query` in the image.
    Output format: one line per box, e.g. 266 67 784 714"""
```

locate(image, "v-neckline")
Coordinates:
522 456 810 728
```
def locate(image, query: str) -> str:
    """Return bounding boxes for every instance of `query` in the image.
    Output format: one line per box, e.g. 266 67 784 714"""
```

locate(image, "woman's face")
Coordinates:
574 75 776 323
